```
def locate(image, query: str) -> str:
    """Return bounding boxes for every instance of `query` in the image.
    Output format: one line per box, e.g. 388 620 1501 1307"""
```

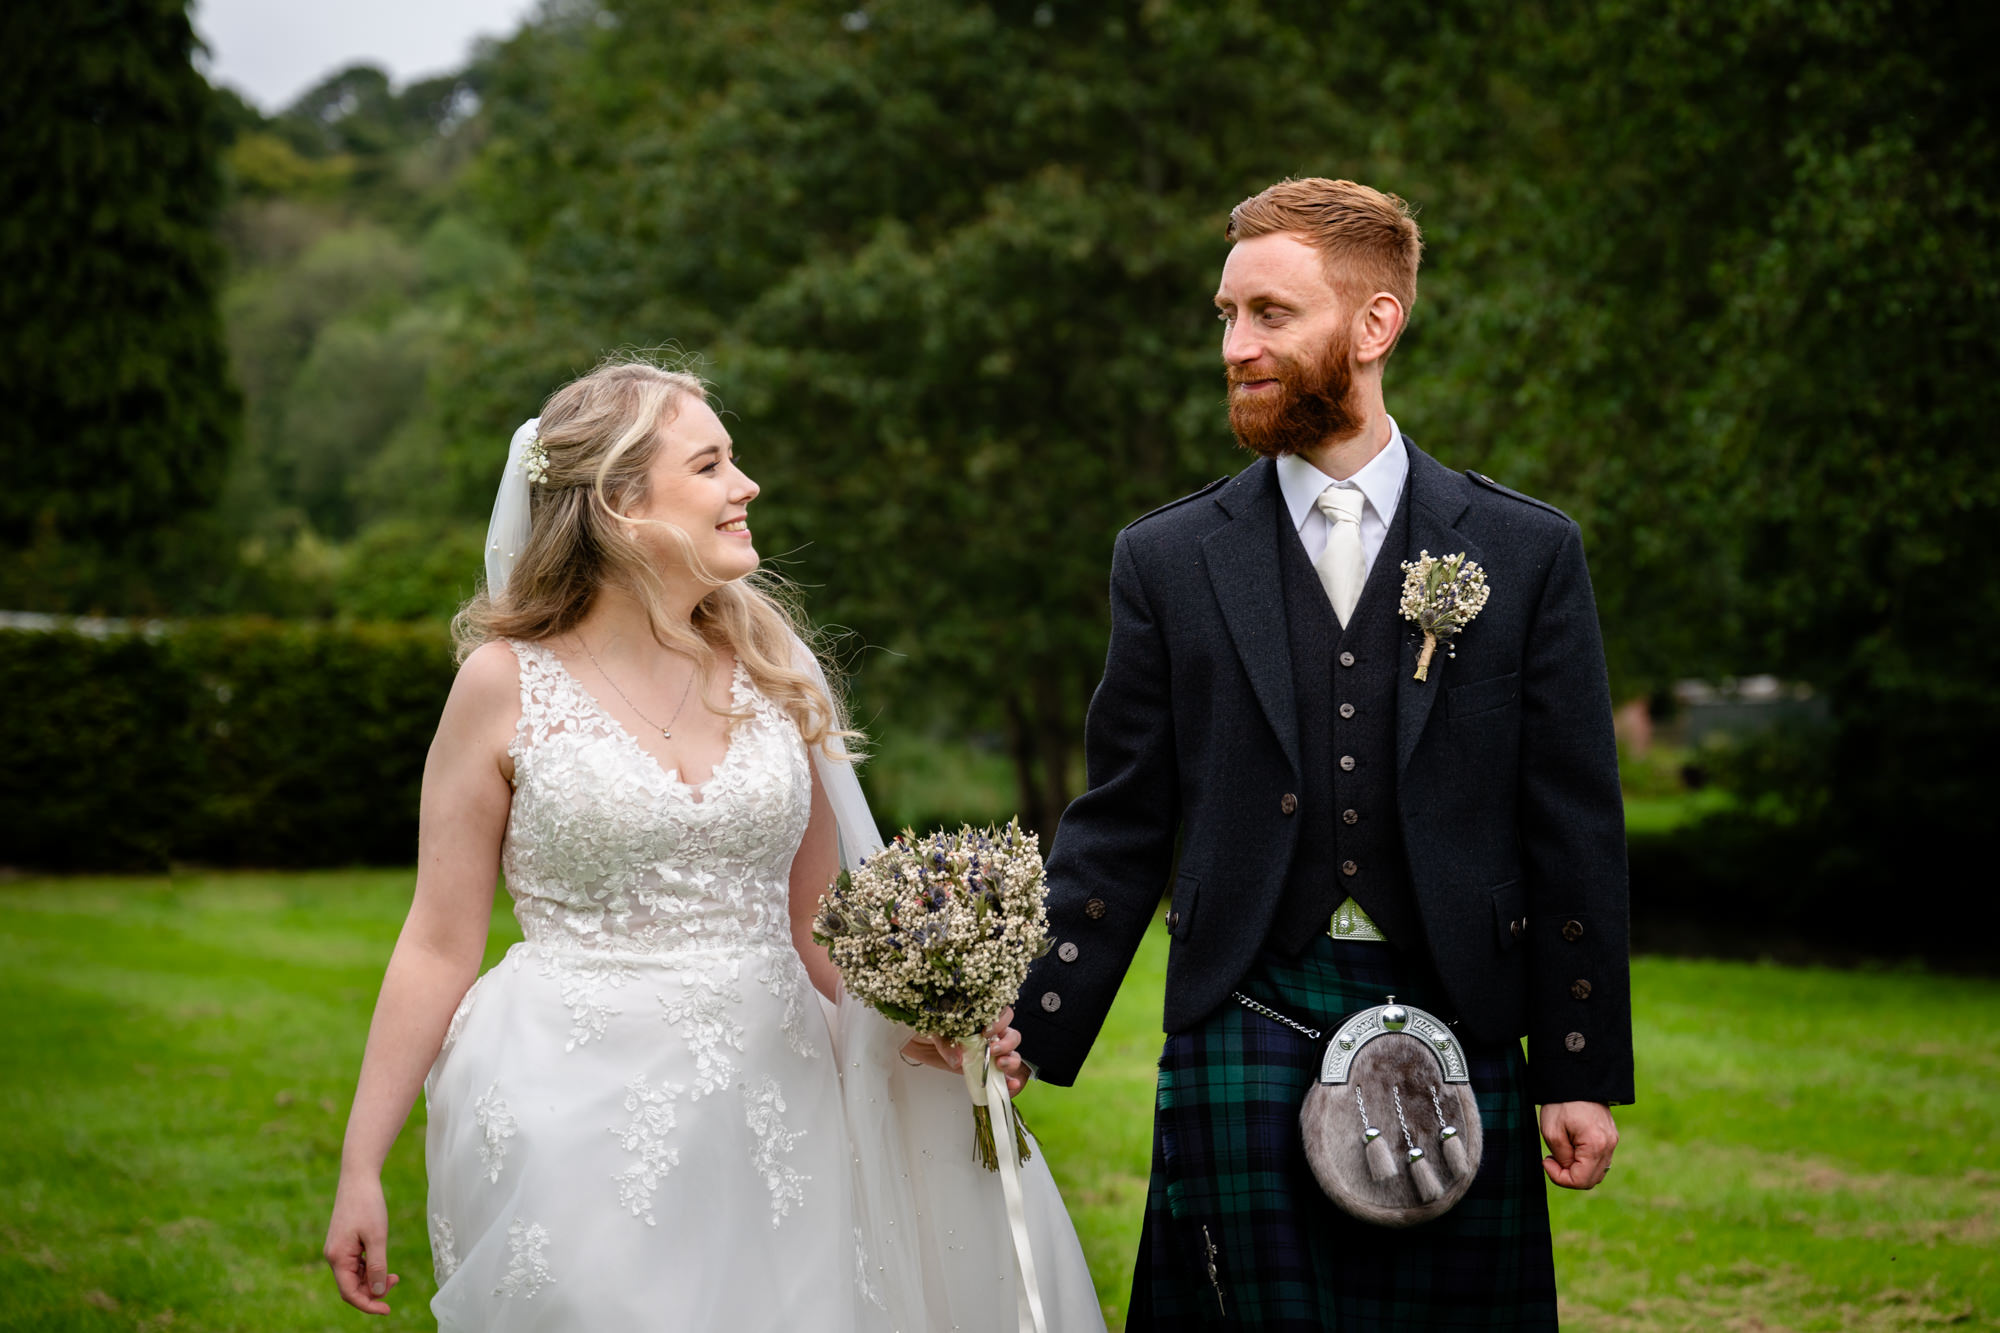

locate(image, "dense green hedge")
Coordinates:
0 620 454 870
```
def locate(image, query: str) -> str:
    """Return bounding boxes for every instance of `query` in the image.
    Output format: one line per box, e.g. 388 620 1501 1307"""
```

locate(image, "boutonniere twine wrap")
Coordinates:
1398 550 1491 681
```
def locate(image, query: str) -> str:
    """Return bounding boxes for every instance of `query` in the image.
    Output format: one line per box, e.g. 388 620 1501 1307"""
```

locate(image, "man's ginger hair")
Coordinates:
1226 178 1424 326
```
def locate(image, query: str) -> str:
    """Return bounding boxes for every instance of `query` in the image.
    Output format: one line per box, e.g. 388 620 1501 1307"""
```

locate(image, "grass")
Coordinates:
4 872 1996 1332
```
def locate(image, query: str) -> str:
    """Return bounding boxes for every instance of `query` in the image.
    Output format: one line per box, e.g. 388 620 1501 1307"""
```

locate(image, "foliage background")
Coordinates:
3 1 1996 943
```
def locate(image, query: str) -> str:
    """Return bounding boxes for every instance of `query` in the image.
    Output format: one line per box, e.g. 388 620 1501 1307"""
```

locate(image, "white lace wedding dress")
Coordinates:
423 640 1104 1331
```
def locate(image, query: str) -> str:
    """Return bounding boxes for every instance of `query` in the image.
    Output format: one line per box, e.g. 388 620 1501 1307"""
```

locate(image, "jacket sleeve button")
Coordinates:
1041 991 1063 1013
1279 793 1298 815
1564 1031 1586 1052
1084 898 1107 920
1570 978 1592 1000
1057 941 1079 963
1562 919 1585 943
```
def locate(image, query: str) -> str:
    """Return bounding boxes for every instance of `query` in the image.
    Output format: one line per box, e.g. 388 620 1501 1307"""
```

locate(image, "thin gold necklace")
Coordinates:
579 638 697 740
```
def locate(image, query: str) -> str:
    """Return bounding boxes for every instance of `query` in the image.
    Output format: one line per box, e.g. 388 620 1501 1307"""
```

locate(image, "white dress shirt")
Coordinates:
1274 420 1410 583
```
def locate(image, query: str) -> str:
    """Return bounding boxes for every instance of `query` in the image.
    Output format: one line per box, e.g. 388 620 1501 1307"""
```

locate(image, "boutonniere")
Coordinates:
1399 550 1491 681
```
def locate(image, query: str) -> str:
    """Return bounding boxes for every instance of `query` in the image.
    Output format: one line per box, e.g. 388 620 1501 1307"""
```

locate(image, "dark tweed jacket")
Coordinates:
1013 442 1635 1107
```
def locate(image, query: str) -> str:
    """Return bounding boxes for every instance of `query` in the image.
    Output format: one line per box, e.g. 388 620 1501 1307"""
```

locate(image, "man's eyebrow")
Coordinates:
1216 291 1296 309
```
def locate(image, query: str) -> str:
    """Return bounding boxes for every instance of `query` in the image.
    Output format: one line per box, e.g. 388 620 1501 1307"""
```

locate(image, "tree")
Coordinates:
451 0 1448 832
0 0 238 600
441 0 1996 864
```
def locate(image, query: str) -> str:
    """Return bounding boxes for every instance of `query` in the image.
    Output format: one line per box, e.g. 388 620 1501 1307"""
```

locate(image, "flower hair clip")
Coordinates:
518 429 550 484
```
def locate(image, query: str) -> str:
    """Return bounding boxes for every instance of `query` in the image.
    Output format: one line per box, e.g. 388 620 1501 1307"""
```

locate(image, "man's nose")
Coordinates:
1222 320 1262 365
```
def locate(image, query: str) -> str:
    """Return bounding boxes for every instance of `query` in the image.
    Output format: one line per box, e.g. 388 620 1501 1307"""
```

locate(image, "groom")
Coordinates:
1013 178 1633 1327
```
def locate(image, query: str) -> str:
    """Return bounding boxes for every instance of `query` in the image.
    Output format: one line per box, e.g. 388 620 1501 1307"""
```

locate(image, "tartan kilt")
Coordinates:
1130 936 1557 1331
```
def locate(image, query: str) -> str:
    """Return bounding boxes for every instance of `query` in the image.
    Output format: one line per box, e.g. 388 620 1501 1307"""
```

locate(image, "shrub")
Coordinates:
0 619 454 870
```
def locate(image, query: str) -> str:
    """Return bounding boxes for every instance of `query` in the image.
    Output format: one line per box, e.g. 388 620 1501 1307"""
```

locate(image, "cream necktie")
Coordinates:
1313 486 1368 628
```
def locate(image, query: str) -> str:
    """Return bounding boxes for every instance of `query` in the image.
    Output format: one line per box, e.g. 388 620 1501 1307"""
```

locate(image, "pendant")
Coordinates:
662 729 672 739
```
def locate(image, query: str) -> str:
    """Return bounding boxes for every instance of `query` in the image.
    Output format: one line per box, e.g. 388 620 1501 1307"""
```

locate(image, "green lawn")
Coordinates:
3 872 1995 1332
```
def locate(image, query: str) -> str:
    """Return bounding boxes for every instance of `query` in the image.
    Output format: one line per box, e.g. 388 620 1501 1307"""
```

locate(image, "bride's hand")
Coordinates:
326 1171 401 1314
986 1006 1029 1098
896 1006 1029 1097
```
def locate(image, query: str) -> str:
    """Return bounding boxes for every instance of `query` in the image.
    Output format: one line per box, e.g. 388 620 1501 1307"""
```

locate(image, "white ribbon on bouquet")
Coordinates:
963 1045 1050 1333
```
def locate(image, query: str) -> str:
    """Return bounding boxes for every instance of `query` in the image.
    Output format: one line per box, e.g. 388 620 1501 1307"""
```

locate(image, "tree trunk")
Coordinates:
1003 676 1079 841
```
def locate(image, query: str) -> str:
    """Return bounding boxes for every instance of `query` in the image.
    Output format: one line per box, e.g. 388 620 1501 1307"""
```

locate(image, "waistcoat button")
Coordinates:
1339 651 1356 667
1339 755 1356 772
1058 942 1080 963
1562 919 1585 942
1279 792 1298 815
1342 808 1359 825
1339 702 1355 719
1084 898 1107 920
1563 1031 1586 1052
1341 860 1358 876
1570 978 1592 1000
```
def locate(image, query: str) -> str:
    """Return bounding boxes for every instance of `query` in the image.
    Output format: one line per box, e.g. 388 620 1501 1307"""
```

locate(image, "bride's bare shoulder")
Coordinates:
440 640 525 735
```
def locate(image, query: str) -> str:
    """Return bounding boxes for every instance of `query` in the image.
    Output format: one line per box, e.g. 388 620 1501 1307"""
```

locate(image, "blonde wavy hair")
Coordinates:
453 356 856 758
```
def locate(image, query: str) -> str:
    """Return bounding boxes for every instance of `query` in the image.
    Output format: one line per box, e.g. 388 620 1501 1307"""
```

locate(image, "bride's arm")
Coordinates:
787 764 844 1001
324 642 519 1315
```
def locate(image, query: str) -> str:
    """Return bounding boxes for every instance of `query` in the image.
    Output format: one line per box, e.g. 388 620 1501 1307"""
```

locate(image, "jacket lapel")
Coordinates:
1202 460 1302 778
1395 443 1483 775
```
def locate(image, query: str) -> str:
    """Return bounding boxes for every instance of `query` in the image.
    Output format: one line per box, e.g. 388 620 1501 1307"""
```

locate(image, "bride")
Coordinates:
323 358 1104 1330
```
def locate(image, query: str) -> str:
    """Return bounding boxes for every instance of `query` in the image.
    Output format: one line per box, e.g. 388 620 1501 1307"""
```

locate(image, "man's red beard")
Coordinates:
1226 332 1366 458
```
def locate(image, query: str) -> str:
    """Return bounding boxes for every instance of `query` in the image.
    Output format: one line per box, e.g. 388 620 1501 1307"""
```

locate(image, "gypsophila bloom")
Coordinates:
1399 550 1491 681
519 431 550 485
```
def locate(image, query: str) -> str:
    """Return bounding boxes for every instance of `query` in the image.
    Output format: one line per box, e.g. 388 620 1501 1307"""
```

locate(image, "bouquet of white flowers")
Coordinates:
813 819 1051 1169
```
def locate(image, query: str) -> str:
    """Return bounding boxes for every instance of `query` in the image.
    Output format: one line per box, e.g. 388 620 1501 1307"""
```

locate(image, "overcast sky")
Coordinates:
192 0 539 111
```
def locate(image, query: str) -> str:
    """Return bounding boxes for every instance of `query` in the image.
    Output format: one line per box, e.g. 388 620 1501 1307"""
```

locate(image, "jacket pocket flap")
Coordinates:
1448 671 1521 719
1490 879 1526 951
1168 873 1199 937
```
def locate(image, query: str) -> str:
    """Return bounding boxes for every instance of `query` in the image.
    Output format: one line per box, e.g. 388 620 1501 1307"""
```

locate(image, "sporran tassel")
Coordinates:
1441 1125 1472 1179
1364 1127 1398 1183
1409 1148 1445 1202
1431 1084 1473 1179
1356 1089 1399 1182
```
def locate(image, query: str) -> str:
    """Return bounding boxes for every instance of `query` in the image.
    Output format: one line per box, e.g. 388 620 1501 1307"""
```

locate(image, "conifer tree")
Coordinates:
0 0 237 584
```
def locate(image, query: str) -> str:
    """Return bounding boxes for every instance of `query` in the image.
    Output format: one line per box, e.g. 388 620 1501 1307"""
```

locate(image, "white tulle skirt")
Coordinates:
423 942 1104 1332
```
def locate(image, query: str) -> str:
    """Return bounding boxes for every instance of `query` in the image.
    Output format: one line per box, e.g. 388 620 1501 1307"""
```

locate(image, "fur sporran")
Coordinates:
1298 997 1482 1228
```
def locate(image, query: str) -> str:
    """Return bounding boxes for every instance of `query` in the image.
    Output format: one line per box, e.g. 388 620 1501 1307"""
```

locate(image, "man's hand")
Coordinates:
897 1006 1030 1096
1539 1101 1618 1189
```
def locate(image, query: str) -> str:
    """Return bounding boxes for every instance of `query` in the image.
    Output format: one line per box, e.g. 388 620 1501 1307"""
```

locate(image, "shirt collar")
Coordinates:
1274 417 1410 531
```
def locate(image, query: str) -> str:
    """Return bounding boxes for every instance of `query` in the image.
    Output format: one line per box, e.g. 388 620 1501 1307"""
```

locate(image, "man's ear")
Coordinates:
1355 293 1407 365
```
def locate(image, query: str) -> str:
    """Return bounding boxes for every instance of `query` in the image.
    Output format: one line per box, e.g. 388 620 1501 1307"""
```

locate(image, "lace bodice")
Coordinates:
500 639 813 962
